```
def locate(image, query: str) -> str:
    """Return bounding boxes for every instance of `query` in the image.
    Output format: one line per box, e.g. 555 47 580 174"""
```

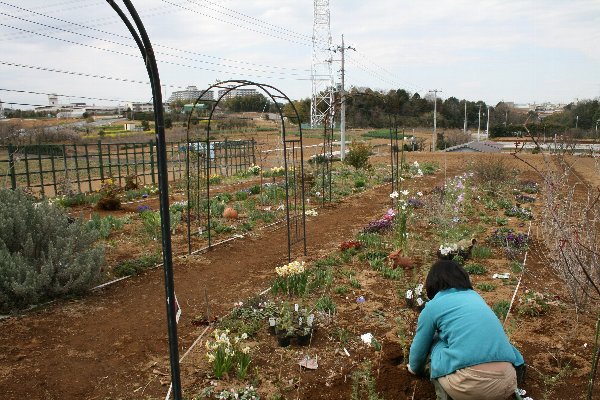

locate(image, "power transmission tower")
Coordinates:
310 0 334 129
429 89 442 151
332 34 355 160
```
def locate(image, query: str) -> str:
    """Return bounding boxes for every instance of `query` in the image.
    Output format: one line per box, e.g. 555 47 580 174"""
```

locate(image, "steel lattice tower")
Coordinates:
310 0 334 128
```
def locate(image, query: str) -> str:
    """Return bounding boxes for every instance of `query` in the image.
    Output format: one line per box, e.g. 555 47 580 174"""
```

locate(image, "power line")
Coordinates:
183 0 313 42
0 59 152 87
0 88 142 104
345 56 399 88
0 11 307 77
352 50 424 94
160 0 312 46
0 1 310 73
0 23 309 81
0 100 48 108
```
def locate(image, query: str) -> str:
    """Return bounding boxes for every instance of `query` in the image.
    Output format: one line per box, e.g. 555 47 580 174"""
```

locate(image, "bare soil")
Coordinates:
0 153 598 400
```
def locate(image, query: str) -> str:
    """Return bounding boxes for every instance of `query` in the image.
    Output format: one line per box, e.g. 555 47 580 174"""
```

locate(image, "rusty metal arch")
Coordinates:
184 80 307 261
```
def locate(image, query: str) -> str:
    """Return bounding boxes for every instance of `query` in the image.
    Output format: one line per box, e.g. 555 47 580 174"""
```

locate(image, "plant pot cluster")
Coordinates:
437 239 476 261
405 283 427 312
268 303 316 347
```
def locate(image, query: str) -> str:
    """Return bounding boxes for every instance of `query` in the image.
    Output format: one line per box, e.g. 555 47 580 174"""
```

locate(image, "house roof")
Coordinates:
445 140 504 153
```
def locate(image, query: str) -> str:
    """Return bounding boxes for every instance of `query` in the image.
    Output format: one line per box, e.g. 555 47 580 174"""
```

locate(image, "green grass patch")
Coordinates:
471 246 493 259
464 263 487 275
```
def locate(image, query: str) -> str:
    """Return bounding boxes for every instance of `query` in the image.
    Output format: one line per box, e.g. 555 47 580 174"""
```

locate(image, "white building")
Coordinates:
167 86 213 103
217 87 259 100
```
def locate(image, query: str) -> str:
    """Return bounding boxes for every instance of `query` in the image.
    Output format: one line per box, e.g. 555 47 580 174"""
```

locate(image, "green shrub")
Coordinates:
420 161 439 175
235 191 248 201
345 141 371 170
354 178 366 189
464 263 487 275
315 296 336 314
113 253 161 277
492 300 511 320
476 283 496 292
139 210 162 240
471 246 493 259
0 189 105 312
249 185 261 195
335 285 349 295
86 213 129 239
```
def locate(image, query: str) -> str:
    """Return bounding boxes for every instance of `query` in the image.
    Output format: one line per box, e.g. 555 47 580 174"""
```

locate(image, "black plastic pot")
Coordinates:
277 335 291 347
297 333 311 346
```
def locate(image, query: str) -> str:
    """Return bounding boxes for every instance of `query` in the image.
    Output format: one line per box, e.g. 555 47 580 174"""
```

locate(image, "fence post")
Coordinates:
251 138 256 166
149 140 156 185
8 144 17 189
97 140 105 181
224 138 229 176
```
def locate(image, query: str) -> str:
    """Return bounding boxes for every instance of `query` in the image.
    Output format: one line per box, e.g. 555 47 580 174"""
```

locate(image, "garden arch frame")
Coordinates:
319 93 403 206
185 80 307 261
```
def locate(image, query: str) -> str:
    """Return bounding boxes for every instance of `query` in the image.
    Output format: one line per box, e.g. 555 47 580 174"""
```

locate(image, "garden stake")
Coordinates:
587 309 600 400
503 221 532 327
204 288 211 324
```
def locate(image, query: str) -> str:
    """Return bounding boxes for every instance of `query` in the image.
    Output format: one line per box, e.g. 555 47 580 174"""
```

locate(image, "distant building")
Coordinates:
217 87 259 100
167 86 213 103
126 102 154 113
36 94 121 117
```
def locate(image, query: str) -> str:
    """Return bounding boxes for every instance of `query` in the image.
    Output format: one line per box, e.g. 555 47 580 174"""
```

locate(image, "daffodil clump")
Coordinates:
272 260 308 296
247 164 261 175
205 329 252 379
275 260 305 277
264 166 285 178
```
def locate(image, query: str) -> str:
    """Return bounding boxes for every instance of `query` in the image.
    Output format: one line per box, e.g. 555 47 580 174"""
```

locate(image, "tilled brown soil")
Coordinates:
0 153 598 400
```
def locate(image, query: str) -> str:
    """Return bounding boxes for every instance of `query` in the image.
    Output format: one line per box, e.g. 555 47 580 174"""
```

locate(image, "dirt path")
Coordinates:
0 181 396 400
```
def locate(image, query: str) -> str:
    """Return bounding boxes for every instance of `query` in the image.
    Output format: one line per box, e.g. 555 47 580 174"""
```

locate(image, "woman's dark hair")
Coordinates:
425 259 473 299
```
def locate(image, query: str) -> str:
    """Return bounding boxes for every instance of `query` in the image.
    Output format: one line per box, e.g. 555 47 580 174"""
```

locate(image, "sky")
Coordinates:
0 0 599 110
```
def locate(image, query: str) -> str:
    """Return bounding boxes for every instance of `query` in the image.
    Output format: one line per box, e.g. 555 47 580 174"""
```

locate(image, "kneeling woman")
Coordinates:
408 260 524 400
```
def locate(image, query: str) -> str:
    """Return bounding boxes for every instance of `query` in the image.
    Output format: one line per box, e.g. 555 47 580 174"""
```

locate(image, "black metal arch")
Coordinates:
319 91 404 207
185 80 307 261
106 1 182 397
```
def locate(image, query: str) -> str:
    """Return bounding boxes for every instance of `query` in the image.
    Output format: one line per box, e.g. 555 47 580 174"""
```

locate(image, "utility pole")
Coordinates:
333 34 355 160
486 106 491 137
477 104 482 141
576 115 579 129
463 101 467 135
429 89 442 151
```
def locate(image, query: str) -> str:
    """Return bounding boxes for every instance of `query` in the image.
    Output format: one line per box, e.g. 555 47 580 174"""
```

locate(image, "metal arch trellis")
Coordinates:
184 80 307 262
106 1 182 397
319 92 403 207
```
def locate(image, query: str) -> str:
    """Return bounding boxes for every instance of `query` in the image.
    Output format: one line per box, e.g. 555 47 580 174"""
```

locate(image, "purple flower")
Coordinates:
407 198 424 208
137 205 151 213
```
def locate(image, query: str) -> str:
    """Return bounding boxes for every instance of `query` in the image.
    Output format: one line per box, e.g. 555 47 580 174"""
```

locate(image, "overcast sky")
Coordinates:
1 0 599 109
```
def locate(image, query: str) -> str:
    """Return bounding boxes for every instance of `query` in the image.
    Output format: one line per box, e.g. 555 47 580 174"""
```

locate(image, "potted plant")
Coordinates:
437 238 476 261
275 304 294 347
295 310 315 346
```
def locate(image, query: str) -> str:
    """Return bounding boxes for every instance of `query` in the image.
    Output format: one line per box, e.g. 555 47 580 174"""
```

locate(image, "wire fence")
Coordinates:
0 139 256 196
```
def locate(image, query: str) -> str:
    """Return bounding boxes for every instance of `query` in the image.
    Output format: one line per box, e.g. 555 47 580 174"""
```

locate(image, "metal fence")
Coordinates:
0 139 256 196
